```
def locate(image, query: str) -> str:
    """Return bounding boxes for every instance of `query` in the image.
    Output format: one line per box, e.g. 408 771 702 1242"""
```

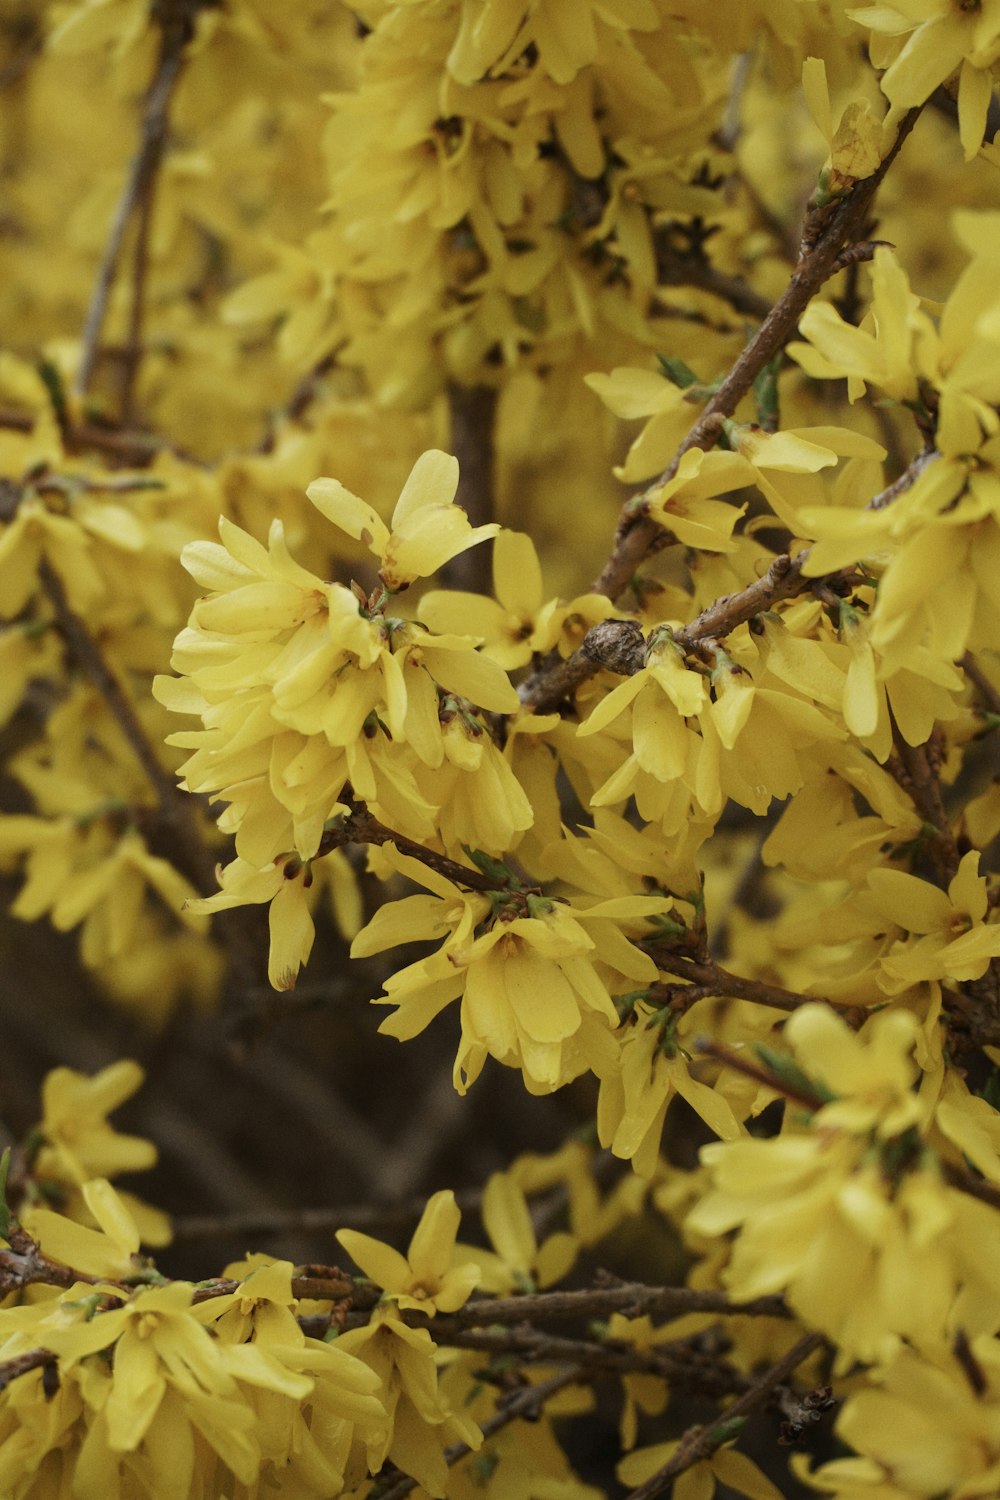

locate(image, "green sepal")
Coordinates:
657 354 698 389
754 1045 836 1105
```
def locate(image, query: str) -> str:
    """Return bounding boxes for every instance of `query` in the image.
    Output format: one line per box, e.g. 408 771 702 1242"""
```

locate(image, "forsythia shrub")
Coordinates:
3 0 1000 1496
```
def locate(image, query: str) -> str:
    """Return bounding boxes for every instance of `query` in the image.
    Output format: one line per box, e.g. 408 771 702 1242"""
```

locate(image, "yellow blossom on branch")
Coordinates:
307 449 499 593
337 1189 481 1315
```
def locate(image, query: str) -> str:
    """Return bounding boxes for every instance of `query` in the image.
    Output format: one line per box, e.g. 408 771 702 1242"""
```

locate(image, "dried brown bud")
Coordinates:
580 619 647 677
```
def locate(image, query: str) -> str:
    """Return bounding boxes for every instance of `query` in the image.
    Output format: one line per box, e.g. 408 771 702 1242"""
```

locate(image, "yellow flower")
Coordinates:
413 712 534 855
801 55 886 196
419 529 566 670
619 1436 785 1500
455 1169 578 1293
866 851 1000 993
788 246 925 403
645 449 753 553
337 1189 481 1315
307 449 499 592
354 845 660 1094
21 1178 140 1281
688 1007 1000 1364
186 853 316 992
800 1338 1000 1498
584 364 690 484
34 1060 156 1187
337 1307 481 1498
598 997 744 1179
852 0 1000 159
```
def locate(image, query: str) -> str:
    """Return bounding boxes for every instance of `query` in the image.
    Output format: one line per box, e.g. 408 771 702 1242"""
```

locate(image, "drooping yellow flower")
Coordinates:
864 850 1000 993
688 1006 1000 1365
852 0 1000 160
337 1306 482 1498
788 245 926 404
598 997 744 1179
352 845 664 1094
619 1434 785 1500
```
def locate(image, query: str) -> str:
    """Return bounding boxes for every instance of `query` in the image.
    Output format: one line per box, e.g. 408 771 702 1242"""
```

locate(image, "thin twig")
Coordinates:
888 726 960 881
652 955 863 1018
654 242 773 322
941 1159 1000 1215
521 424 933 716
442 382 498 594
697 1040 828 1112
118 177 155 423
519 552 837 713
962 652 1000 718
442 1324 753 1397
520 109 923 717
171 1186 485 1242
38 558 216 894
338 1280 791 1332
592 111 921 607
317 799 513 893
867 445 938 510
622 1332 824 1500
74 19 191 398
0 1348 58 1394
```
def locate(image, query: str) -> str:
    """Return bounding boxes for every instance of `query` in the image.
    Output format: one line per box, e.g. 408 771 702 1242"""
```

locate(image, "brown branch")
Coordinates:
0 1347 58 1394
519 553 850 713
38 558 216 895
171 1186 485 1243
73 13 192 398
591 109 921 608
336 1280 790 1332
653 240 773 323
697 1040 828 1113
0 407 200 466
622 1332 824 1500
653 956 864 1019
887 726 960 881
940 1159 1000 1215
962 652 1000 719
510 99 928 723
867 445 938 511
440 1324 753 1398
520 427 930 716
0 1230 125 1297
316 799 511 894
441 382 498 594
186 1266 788 1328
117 176 155 424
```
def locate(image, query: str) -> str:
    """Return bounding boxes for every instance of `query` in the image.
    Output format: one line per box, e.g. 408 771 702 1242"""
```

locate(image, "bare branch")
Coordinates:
962 652 1000 718
316 797 514 894
38 558 216 895
520 430 934 716
623 1332 824 1500
74 17 191 399
442 382 498 594
0 1348 58 1394
592 108 921 608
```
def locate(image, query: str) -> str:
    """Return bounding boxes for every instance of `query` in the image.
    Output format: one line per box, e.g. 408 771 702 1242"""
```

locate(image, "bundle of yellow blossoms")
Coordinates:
5 0 1000 1496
